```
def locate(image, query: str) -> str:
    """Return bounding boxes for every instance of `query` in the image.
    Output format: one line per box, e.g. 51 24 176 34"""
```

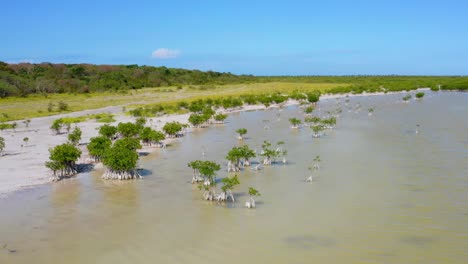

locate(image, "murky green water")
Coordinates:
1 91 467 263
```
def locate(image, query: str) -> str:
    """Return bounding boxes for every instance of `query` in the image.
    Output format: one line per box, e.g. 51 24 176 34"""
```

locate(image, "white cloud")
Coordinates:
151 48 181 59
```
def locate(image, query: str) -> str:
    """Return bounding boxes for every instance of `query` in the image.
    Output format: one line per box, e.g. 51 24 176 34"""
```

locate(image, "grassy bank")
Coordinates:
0 82 344 122
1 75 467 122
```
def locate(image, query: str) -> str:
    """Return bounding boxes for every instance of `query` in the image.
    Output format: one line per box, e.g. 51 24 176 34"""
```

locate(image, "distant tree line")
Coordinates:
258 75 468 92
1 61 467 98
0 61 256 97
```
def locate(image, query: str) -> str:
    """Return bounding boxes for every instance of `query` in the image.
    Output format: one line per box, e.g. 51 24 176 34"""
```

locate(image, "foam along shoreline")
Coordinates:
0 88 433 197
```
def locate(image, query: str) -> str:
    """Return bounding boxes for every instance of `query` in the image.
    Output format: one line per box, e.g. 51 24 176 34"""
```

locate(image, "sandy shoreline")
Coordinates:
0 88 432 197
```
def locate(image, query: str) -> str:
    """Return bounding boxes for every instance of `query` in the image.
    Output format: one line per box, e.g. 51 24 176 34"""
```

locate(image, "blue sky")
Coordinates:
2 0 467 75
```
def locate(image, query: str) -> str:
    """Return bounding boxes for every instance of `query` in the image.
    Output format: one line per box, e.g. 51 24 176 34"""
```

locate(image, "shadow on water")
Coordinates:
137 168 152 177
77 163 95 173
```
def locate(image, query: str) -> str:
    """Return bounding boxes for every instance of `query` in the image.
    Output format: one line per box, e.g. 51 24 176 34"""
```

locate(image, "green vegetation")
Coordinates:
0 61 255 97
416 92 425 98
289 117 302 127
139 127 165 146
213 113 227 122
403 94 412 101
1 62 466 123
117 122 140 138
246 187 260 208
188 113 210 127
321 117 337 127
312 124 325 137
236 128 247 140
50 119 64 134
163 121 183 137
67 127 82 146
58 101 69 111
90 113 115 123
260 140 287 165
226 145 256 172
45 143 82 179
306 92 320 103
304 105 315 114
220 175 240 202
188 160 222 200
0 136 5 155
99 124 118 139
87 136 112 162
102 137 141 180
0 123 15 131
23 137 29 146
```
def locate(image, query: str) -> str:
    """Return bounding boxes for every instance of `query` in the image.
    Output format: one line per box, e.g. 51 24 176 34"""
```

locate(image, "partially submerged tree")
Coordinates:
311 124 325 138
236 128 247 140
260 140 286 165
218 175 240 202
304 116 322 124
226 145 256 172
213 113 227 124
102 138 141 180
289 117 302 128
415 92 425 99
67 127 82 146
277 141 288 164
45 143 82 180
188 160 204 183
320 117 337 128
23 137 29 147
313 155 321 170
304 105 315 114
306 92 320 103
246 187 260 209
189 113 209 128
189 160 221 200
139 127 165 147
87 136 111 162
163 121 183 137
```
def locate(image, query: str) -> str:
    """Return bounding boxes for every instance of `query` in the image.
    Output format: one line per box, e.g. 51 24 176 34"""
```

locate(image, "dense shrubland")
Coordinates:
0 61 255 97
1 61 466 99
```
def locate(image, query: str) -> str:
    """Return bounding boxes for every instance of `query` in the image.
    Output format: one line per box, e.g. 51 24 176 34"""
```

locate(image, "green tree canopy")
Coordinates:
87 136 111 161
140 127 165 145
45 143 82 177
117 122 139 138
67 127 82 145
103 140 139 172
99 124 118 139
163 121 183 137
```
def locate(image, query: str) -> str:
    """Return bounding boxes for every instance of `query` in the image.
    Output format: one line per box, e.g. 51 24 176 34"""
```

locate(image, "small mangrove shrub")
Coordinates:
45 143 82 179
67 127 82 146
87 136 112 162
415 92 425 98
246 187 260 208
102 138 141 180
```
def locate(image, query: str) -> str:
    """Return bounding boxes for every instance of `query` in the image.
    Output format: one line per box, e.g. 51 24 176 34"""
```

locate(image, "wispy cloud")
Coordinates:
151 48 181 59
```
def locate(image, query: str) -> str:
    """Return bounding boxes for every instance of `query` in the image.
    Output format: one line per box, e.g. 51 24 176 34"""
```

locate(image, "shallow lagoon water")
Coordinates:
0 91 467 263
